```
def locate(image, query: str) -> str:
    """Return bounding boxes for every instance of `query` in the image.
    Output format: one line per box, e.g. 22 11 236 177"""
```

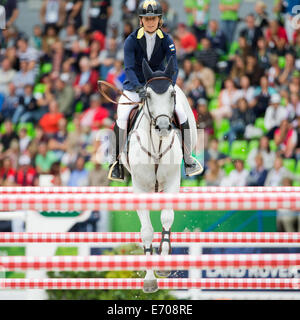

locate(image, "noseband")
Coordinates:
143 76 176 127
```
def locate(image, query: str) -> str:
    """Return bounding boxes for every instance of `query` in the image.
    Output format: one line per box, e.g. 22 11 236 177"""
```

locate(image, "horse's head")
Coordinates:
142 57 176 137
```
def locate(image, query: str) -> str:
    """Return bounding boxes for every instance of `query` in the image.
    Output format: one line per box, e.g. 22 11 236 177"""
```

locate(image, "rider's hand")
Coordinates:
136 86 147 100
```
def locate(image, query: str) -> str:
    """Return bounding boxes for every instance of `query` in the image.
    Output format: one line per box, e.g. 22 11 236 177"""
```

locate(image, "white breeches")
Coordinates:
116 88 188 130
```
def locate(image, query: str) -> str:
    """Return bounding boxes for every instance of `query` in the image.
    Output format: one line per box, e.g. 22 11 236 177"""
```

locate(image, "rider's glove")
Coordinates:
135 86 147 100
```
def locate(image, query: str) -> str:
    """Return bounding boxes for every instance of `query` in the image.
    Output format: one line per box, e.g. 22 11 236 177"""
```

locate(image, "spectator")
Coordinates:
204 159 225 186
64 0 83 30
1 0 18 29
0 157 16 186
286 93 300 122
41 24 60 57
12 59 36 97
80 94 109 132
18 127 31 154
88 157 110 186
278 52 296 87
220 159 249 187
204 137 230 167
227 97 255 144
265 155 300 186
161 0 178 34
230 55 246 84
196 98 214 145
48 117 68 161
54 75 75 117
244 54 265 86
253 76 276 118
255 37 272 70
254 1 269 30
35 140 58 174
15 154 37 186
106 59 126 90
247 135 276 170
73 56 99 95
277 178 300 231
60 23 79 53
239 13 263 50
274 119 297 158
195 37 219 71
67 155 89 186
88 0 113 35
175 23 198 57
186 77 207 106
0 120 18 152
0 58 16 96
219 0 241 46
211 78 241 125
16 37 39 66
39 100 64 136
188 60 215 97
246 153 268 186
239 75 256 105
122 0 139 29
40 0 66 33
12 84 39 124
0 83 19 121
206 19 227 56
265 19 289 52
29 25 43 51
264 93 288 139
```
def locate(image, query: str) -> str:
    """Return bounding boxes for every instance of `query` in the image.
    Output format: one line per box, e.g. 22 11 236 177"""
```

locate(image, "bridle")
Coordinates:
143 76 176 129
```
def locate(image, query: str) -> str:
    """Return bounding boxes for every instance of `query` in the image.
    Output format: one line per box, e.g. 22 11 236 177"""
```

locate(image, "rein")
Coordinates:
97 80 140 105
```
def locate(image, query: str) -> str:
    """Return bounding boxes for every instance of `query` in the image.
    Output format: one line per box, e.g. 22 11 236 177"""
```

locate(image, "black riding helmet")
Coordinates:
138 0 163 17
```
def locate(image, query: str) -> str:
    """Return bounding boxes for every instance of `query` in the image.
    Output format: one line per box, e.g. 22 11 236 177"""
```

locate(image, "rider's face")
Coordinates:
141 16 160 33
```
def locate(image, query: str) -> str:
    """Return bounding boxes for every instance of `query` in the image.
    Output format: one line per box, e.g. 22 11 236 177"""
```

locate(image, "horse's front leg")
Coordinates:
137 209 158 293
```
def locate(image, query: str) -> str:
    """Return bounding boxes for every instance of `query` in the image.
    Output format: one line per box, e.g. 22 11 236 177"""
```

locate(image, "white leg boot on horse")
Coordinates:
155 209 174 278
137 209 158 293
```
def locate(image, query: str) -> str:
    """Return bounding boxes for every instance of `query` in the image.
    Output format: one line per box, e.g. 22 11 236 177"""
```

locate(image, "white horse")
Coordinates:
120 58 198 293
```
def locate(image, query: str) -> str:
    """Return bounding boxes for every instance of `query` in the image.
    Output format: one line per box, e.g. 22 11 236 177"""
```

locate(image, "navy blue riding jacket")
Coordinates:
122 27 179 92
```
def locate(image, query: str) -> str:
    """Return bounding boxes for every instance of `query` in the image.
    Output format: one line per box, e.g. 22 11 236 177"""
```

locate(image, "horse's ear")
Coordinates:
142 59 153 82
164 56 175 79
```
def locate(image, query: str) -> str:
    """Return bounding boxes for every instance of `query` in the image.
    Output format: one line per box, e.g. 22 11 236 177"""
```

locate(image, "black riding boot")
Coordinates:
108 123 126 182
180 120 204 177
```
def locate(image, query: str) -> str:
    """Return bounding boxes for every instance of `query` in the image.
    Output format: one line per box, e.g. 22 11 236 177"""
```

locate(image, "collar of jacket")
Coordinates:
137 27 164 40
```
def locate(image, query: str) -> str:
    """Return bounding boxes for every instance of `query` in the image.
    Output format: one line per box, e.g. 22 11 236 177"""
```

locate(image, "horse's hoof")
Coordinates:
143 280 158 293
155 270 172 278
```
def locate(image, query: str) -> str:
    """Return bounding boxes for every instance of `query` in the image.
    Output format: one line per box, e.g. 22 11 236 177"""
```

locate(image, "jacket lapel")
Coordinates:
138 36 147 59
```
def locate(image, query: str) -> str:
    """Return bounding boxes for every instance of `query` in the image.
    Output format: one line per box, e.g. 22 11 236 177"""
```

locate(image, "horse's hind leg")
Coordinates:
137 209 158 293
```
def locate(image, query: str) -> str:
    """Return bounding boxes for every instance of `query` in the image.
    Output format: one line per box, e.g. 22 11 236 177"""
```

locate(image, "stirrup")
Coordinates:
108 161 125 182
185 157 204 177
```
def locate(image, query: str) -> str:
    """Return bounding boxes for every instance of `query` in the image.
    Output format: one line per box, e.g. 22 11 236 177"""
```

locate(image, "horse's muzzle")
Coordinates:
154 117 172 137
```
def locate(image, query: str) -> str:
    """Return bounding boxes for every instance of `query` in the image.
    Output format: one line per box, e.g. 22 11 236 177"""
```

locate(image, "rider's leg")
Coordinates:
175 101 204 177
108 90 140 181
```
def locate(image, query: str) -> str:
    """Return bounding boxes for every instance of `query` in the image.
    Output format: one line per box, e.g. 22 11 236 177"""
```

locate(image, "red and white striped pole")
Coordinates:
0 232 299 244
0 254 300 271
1 278 299 290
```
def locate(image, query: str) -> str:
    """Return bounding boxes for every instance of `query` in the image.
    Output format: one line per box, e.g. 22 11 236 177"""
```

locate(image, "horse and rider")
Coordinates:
107 0 203 182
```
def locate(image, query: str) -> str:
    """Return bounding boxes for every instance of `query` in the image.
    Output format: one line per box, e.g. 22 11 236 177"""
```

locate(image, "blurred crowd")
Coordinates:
0 0 300 230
